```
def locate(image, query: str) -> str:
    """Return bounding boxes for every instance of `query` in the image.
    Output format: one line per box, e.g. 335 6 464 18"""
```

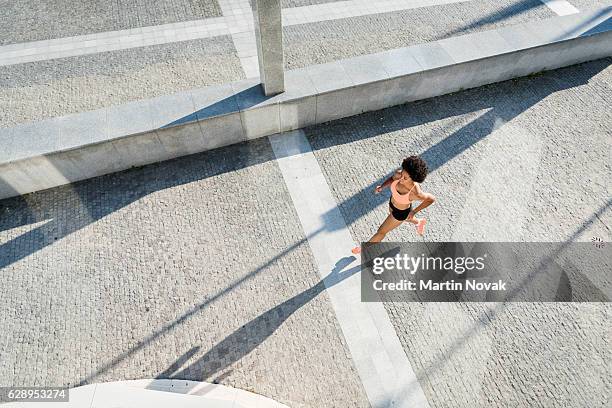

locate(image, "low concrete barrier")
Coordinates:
1 6 611 199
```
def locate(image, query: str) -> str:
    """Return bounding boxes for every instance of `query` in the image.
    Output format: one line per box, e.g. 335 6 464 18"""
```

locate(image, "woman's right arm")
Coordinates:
375 170 401 193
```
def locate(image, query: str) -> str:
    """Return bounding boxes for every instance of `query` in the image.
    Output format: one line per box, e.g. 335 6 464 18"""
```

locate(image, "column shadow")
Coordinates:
158 248 400 383
397 198 611 385
443 0 547 38
168 257 359 381
0 60 608 387
2 60 608 270
318 59 610 230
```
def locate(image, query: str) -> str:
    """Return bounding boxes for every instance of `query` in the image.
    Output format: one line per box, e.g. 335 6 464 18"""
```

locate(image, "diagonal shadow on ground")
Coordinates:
162 255 363 382
2 60 608 269
73 230 320 386
396 198 612 387
316 59 610 230
0 59 609 386
153 203 608 391
443 0 545 38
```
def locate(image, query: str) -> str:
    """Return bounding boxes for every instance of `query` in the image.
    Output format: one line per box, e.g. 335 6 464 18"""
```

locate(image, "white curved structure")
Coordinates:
4 379 289 407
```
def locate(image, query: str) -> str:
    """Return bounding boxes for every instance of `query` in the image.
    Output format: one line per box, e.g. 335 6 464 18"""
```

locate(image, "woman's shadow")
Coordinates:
161 255 361 382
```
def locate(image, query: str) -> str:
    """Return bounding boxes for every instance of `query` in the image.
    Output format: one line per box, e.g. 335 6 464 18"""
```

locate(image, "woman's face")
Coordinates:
400 170 412 181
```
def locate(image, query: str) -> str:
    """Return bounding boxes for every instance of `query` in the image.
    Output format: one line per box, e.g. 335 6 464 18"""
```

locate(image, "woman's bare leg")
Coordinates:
352 214 403 253
368 214 403 243
405 217 419 225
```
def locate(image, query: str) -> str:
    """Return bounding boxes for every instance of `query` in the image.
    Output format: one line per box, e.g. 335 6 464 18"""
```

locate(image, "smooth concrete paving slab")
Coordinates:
541 0 580 14
270 130 429 407
217 0 260 78
282 0 472 26
305 59 611 407
0 18 230 67
0 139 370 408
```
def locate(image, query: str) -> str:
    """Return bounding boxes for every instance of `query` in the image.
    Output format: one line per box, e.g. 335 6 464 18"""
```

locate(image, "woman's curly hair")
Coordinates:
402 155 428 183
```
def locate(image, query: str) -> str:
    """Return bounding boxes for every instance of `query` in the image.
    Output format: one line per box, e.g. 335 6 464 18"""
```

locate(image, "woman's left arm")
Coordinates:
410 190 436 216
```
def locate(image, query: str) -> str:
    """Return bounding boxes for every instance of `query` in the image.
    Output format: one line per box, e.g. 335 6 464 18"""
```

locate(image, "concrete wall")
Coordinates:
1 7 611 199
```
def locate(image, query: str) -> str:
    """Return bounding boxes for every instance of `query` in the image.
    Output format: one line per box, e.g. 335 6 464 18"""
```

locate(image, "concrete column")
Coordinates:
252 0 285 95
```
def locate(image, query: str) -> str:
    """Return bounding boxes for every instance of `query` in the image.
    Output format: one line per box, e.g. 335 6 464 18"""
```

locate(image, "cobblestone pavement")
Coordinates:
306 59 612 244
0 36 244 127
0 140 369 407
306 59 612 407
282 0 342 7
283 0 557 69
249 0 344 7
570 0 611 10
3 0 606 126
0 0 222 45
1 58 610 407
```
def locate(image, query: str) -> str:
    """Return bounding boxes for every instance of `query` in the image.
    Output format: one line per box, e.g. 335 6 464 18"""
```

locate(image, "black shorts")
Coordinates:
389 198 412 221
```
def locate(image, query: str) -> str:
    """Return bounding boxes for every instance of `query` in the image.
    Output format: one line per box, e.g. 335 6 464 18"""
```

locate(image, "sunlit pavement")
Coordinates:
2 0 600 127
1 57 610 406
2 0 611 406
306 59 611 407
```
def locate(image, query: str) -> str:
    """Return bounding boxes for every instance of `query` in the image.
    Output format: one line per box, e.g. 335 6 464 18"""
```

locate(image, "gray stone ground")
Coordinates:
282 0 341 7
0 140 369 407
306 59 612 244
0 0 222 45
0 37 244 127
2 0 592 127
0 59 610 407
306 59 612 407
284 0 556 69
571 0 612 10
249 0 342 9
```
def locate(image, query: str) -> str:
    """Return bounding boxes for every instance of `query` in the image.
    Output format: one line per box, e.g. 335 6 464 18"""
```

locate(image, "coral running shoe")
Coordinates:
416 219 427 236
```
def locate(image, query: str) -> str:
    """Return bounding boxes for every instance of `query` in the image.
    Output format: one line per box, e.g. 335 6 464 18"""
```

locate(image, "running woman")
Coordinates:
352 155 435 254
